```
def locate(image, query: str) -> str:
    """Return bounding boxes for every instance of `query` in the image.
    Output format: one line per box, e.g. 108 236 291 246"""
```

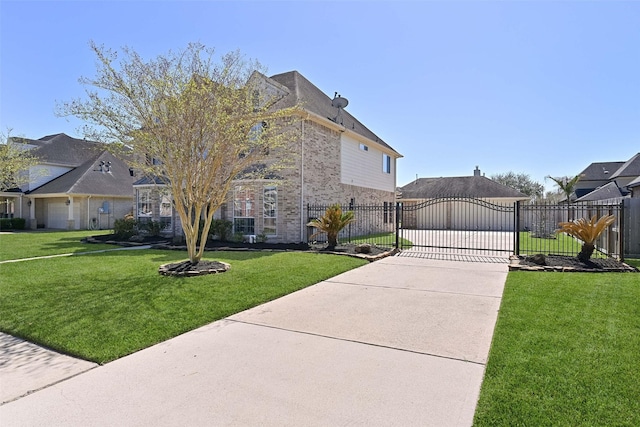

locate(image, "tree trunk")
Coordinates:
327 233 338 248
578 243 595 263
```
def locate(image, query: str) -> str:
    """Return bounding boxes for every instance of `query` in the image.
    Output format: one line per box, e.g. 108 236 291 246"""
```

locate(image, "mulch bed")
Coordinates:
510 254 638 273
158 260 230 277
85 235 396 262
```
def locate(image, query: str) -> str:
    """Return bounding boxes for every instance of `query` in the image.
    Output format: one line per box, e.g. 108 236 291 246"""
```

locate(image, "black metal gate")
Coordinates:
396 196 517 257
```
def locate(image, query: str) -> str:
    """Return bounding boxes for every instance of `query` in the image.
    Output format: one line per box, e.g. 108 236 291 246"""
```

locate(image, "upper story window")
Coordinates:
382 154 391 174
359 143 369 152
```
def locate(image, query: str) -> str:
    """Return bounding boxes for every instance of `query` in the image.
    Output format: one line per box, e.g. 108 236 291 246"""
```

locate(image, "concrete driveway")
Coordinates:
0 255 507 426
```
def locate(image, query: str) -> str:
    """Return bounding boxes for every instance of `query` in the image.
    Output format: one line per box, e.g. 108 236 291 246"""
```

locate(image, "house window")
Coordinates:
263 185 277 236
384 201 394 224
138 188 153 217
359 143 368 152
234 186 255 234
383 154 391 174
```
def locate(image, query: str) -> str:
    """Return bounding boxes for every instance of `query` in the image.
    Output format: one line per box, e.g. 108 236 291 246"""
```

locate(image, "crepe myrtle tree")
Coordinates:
59 41 301 264
0 129 39 191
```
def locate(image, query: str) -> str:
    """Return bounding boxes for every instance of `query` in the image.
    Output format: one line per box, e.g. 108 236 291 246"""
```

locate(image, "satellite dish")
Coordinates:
332 92 349 109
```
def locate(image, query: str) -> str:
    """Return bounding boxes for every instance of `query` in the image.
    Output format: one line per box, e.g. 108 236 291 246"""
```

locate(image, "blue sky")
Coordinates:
1 1 639 190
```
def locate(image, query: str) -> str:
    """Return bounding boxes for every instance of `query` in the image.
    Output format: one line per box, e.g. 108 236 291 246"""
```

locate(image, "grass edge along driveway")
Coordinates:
474 270 640 426
0 249 367 364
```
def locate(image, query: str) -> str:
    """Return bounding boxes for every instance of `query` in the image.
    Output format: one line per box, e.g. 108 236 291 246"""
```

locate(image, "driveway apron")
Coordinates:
0 255 507 426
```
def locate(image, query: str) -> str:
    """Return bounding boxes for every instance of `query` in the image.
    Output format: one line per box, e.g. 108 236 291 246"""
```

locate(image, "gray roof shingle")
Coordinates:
610 152 640 179
268 71 400 155
578 161 625 181
399 176 528 199
575 181 625 201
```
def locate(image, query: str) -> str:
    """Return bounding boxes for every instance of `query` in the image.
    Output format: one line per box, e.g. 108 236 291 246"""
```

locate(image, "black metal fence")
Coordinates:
519 201 624 260
306 202 397 247
307 198 628 261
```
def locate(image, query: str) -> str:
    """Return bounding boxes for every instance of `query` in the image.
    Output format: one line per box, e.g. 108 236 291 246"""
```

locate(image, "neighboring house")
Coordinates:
3 133 134 229
397 166 529 230
572 152 640 202
134 70 402 243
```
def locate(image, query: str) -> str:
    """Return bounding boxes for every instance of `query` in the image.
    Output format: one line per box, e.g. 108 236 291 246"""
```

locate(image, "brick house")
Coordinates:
134 70 402 243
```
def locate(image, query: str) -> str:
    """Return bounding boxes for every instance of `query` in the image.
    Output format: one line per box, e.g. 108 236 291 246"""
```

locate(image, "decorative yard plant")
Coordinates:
308 204 355 249
556 214 616 262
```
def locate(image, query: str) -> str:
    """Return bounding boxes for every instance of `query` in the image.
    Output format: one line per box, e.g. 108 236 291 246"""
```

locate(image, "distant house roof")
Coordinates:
29 150 134 197
575 181 625 202
133 176 168 186
578 161 625 181
627 175 640 188
267 71 400 156
399 176 528 199
21 133 106 167
610 152 640 179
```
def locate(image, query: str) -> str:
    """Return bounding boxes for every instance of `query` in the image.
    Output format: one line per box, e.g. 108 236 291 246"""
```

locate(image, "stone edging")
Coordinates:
508 256 638 273
158 261 231 277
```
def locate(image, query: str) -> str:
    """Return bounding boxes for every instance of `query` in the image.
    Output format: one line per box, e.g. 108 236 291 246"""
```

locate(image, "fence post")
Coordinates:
514 201 520 256
395 202 401 249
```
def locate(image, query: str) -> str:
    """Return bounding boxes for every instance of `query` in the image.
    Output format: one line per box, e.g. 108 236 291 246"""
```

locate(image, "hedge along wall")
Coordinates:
0 218 26 230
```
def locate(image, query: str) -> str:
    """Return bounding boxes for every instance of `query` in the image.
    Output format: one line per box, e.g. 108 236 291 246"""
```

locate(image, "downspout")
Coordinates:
300 120 305 242
87 195 91 230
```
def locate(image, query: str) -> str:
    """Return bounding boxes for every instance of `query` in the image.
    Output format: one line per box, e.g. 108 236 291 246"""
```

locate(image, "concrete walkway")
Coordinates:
0 255 507 426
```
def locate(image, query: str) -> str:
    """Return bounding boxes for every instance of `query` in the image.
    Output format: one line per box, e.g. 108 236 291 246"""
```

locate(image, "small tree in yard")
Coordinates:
557 214 616 262
59 42 300 266
308 204 355 249
0 130 39 191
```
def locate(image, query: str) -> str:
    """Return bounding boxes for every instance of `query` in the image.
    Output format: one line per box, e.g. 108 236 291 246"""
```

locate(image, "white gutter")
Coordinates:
87 195 92 230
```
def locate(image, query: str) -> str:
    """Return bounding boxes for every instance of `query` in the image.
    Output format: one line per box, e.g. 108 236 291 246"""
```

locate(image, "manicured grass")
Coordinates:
348 232 412 248
474 271 640 426
0 250 366 364
519 231 607 258
626 258 640 269
0 230 115 261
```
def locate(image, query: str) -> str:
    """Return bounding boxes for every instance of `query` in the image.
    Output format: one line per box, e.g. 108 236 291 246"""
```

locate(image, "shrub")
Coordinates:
307 204 355 248
0 218 26 230
145 220 163 237
209 219 233 241
557 214 616 262
113 217 137 239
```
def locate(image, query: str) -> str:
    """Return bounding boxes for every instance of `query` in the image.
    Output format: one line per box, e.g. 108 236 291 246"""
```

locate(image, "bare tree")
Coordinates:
0 129 39 191
59 42 301 264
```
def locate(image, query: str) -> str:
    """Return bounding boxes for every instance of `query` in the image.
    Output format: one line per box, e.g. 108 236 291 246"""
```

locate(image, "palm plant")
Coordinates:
546 174 582 222
308 204 355 248
557 214 616 262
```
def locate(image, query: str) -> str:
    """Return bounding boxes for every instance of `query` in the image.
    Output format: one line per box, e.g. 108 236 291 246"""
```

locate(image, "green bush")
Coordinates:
144 220 163 237
113 218 137 239
210 219 233 241
0 218 26 230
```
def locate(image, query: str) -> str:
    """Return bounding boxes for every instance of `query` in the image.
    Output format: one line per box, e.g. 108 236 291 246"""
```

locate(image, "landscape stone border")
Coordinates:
158 261 231 277
508 255 638 273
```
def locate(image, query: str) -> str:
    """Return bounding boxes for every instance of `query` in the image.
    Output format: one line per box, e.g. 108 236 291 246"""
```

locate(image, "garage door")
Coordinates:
48 203 80 229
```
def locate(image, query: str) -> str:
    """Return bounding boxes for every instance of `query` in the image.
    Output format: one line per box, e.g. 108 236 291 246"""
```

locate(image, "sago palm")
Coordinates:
557 214 616 262
308 204 355 248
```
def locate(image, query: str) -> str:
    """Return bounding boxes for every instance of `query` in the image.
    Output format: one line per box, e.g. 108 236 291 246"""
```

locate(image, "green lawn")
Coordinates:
474 271 640 426
0 249 366 364
518 231 607 258
0 229 115 261
626 258 640 269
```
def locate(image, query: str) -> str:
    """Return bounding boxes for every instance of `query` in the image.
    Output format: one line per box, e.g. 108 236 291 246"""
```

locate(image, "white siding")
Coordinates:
340 134 395 192
26 164 72 191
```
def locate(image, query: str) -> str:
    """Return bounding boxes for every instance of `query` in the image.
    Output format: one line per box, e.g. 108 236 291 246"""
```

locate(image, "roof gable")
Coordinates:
575 181 624 202
29 133 106 167
29 150 134 197
267 71 399 155
610 152 640 179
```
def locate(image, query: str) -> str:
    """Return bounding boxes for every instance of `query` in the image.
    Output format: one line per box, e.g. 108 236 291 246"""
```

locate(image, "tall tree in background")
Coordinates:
546 174 582 221
59 42 301 265
490 171 544 201
0 130 39 191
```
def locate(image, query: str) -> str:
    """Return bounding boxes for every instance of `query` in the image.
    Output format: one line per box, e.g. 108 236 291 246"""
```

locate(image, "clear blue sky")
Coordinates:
2 1 639 191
